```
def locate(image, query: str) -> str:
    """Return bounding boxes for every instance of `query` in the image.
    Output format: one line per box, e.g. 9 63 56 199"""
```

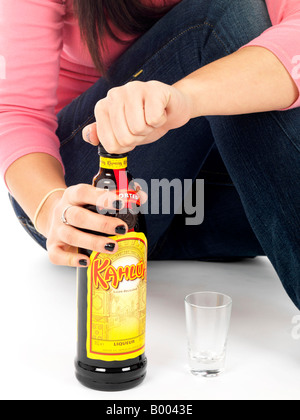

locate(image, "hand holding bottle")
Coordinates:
46 184 129 268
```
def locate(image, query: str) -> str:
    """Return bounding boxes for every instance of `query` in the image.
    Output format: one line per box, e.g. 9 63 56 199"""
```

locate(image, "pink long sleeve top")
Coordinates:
0 0 300 182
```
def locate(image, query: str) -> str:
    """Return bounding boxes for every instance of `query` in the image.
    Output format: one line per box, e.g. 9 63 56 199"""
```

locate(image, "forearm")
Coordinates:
174 46 299 117
5 153 67 237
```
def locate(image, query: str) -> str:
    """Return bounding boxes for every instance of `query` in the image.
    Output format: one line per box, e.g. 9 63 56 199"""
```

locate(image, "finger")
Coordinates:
61 205 128 235
94 99 132 154
107 94 146 149
95 189 127 212
58 225 119 254
107 91 132 142
124 88 153 137
144 83 170 128
145 100 168 128
47 243 91 268
65 184 121 208
82 123 99 146
133 182 148 205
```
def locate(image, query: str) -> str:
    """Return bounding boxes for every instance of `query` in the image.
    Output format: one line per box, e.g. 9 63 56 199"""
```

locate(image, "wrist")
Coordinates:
34 188 66 237
173 77 204 119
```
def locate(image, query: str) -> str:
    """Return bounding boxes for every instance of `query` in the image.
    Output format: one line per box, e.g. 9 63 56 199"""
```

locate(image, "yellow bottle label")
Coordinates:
100 156 128 170
86 232 147 362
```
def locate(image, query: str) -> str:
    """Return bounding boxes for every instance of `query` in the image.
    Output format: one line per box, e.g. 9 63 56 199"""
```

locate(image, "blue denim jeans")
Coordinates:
10 0 300 309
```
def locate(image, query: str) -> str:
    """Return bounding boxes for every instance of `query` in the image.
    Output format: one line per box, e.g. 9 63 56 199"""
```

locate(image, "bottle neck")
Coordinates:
98 144 128 171
99 155 128 171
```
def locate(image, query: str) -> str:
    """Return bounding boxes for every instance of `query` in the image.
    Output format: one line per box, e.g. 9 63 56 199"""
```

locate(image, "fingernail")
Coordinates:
105 243 116 252
112 200 123 210
85 127 91 143
79 259 88 267
115 225 126 235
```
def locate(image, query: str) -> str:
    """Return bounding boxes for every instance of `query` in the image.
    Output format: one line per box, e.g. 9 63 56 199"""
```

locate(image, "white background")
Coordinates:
0 183 299 401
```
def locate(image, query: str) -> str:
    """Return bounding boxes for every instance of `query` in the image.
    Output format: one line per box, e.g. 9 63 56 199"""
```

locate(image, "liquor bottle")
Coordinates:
75 145 148 391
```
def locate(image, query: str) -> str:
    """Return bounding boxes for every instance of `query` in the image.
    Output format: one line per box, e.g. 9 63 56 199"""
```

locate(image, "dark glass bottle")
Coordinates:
75 146 148 391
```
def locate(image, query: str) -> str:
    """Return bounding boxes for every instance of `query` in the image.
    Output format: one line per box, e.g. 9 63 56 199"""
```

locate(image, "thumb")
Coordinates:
82 123 99 146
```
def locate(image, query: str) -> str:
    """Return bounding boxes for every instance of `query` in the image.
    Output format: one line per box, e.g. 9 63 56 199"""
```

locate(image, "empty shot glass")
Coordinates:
185 292 232 377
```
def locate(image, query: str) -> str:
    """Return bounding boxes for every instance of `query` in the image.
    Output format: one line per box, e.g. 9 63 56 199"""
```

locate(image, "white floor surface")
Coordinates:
0 185 299 401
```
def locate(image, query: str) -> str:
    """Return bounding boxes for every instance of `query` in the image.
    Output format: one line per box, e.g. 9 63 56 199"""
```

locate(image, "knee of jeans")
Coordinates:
204 0 272 54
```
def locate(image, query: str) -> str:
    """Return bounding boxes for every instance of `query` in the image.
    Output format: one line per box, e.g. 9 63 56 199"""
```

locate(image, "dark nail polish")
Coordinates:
105 243 116 252
115 225 126 235
79 259 88 267
112 200 123 210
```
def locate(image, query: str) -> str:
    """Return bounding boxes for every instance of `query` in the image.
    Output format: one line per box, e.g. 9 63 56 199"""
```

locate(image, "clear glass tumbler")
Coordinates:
185 292 232 377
